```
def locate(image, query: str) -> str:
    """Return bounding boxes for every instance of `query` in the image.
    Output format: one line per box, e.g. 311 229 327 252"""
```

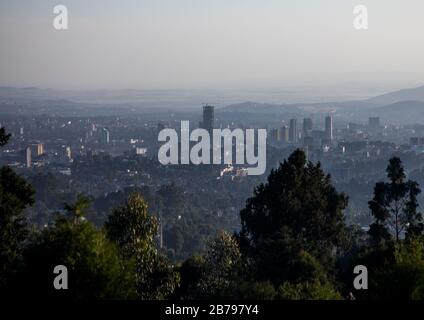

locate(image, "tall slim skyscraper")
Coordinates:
325 115 333 142
100 128 110 144
202 105 215 133
281 125 289 142
302 118 313 136
26 147 32 168
37 143 44 156
65 146 72 160
289 119 298 143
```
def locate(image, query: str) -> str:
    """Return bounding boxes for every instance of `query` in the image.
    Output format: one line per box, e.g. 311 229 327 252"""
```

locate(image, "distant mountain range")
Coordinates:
221 101 301 113
2 85 424 124
367 100 424 124
221 85 424 124
367 86 424 105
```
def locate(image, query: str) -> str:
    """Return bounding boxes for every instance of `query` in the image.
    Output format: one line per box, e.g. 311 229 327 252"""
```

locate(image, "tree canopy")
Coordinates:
369 157 423 244
239 149 348 287
0 129 35 290
105 193 179 299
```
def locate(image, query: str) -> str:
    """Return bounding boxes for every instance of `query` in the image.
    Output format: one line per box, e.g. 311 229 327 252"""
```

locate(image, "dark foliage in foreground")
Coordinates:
1 128 424 300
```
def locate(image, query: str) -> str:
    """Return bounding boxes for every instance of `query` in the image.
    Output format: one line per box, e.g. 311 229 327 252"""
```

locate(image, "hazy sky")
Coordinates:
0 0 423 90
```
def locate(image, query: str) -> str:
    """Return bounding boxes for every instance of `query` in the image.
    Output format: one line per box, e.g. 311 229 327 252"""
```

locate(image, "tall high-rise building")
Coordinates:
65 146 72 160
302 118 313 136
270 128 279 141
88 123 97 138
100 128 110 144
26 147 32 168
202 105 215 133
289 119 298 143
28 143 44 157
325 115 333 142
37 143 44 156
368 117 380 132
281 125 289 142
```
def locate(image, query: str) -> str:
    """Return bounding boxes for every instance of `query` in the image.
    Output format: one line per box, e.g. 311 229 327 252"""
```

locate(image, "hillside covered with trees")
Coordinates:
1 128 424 300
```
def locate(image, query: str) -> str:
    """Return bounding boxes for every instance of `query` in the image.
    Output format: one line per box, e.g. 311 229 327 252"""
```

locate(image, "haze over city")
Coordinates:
1 0 423 96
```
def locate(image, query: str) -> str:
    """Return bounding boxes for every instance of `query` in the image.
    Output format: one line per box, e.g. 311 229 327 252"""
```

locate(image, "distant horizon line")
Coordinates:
1 83 423 93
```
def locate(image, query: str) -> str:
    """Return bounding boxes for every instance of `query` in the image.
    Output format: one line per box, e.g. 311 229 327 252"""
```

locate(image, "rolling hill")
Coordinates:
368 86 424 105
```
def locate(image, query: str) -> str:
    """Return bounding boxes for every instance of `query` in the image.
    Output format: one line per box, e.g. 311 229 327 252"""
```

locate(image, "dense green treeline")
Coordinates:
1 128 424 300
